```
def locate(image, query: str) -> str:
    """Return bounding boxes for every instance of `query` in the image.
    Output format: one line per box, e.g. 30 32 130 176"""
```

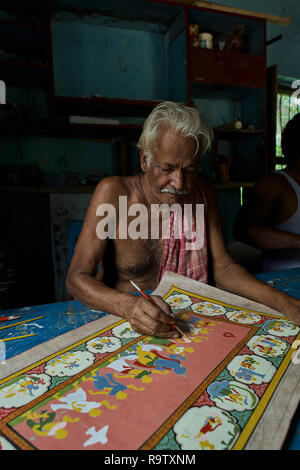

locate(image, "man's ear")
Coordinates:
140 151 149 172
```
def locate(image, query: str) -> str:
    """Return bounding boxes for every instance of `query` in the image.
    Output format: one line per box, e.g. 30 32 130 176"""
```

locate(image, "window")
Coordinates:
276 86 300 169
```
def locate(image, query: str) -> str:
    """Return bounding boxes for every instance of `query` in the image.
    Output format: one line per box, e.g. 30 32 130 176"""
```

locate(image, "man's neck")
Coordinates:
139 173 155 206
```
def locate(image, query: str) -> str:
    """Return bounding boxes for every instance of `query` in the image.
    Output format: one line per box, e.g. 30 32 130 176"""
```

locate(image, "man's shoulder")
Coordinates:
93 175 131 203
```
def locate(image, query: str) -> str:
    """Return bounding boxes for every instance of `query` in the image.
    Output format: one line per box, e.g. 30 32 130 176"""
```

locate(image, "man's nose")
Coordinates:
172 169 184 189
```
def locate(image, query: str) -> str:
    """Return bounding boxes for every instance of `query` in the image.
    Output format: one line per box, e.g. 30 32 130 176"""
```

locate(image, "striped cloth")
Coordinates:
157 183 208 283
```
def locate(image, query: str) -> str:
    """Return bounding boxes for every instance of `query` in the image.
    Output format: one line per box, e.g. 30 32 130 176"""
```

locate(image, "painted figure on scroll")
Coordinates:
66 101 300 336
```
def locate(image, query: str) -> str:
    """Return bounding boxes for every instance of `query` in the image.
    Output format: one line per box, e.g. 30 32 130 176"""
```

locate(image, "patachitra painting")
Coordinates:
0 272 299 450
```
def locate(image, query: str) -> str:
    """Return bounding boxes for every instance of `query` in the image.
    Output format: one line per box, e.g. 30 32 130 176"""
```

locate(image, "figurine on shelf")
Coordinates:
224 24 245 52
189 24 199 47
199 32 213 49
218 155 230 182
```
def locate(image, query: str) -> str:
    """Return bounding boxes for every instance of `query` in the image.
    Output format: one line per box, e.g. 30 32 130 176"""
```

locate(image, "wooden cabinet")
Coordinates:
190 48 266 88
186 5 267 185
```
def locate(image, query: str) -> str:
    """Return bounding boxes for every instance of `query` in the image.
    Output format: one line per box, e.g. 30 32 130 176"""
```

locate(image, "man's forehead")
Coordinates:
153 155 200 167
153 127 202 160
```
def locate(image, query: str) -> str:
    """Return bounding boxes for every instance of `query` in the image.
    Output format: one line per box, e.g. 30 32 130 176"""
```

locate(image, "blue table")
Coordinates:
256 268 300 450
0 300 108 360
0 271 299 450
0 290 148 360
256 268 300 300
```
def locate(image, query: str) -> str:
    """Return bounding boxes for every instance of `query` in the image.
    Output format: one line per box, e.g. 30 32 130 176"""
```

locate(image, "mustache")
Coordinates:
161 188 188 195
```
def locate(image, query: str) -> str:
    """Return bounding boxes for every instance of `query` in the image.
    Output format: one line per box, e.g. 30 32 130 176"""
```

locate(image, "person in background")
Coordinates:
233 113 300 272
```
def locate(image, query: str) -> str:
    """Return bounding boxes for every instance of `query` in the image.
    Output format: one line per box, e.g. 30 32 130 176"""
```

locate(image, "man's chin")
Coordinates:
160 192 188 203
160 192 179 202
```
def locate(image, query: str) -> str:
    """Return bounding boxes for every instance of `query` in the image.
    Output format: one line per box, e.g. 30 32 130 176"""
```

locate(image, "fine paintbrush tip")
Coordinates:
175 324 189 339
130 280 141 292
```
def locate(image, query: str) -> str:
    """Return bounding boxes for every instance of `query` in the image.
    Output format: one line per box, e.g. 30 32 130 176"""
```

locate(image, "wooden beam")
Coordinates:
193 1 291 26
164 0 194 4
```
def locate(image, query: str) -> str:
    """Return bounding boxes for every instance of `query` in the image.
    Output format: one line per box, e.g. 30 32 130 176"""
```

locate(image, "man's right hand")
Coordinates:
124 295 181 339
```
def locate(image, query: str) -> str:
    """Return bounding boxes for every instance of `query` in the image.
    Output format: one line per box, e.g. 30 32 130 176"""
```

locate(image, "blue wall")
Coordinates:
52 21 167 100
0 135 117 177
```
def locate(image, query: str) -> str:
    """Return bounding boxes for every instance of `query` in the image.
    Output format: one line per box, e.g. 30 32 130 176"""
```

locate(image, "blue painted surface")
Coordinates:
0 289 151 360
256 268 300 299
0 300 107 360
52 21 167 100
168 30 187 102
287 415 300 450
256 267 300 450
0 137 118 177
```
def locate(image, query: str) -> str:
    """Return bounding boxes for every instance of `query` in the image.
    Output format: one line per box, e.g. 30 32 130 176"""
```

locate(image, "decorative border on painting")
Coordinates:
155 285 300 450
163 285 290 318
232 343 299 450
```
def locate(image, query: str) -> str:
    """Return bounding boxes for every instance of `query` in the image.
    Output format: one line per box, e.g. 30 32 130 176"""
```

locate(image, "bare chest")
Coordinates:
113 237 165 277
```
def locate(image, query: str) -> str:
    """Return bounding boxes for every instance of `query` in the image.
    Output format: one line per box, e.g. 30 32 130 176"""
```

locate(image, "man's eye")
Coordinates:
184 168 196 173
161 168 171 172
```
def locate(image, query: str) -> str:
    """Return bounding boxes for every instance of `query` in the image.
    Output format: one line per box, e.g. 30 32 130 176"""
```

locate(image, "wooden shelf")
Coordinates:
213 181 255 189
190 82 264 101
51 0 183 32
190 48 266 90
0 120 143 140
0 19 48 56
0 59 49 88
0 182 255 192
54 122 143 139
214 127 265 139
0 17 47 32
55 96 161 118
1 0 47 20
215 127 264 133
0 185 96 194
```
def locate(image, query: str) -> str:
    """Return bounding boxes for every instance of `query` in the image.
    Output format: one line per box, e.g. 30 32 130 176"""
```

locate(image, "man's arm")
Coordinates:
233 175 300 250
205 184 300 326
66 177 178 338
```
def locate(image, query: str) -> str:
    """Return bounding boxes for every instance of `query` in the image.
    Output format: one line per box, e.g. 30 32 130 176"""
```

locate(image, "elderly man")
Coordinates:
67 102 300 337
234 113 300 272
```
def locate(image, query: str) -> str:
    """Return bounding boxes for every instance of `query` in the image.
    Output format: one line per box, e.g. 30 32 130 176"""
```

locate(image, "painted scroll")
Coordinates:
0 274 299 450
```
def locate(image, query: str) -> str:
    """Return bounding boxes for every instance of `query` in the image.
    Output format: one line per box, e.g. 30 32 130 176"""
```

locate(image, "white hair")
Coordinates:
137 101 213 166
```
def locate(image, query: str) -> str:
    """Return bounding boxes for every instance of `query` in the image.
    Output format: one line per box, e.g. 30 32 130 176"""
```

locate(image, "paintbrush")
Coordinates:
0 316 45 331
0 315 21 323
1 333 36 342
130 280 188 339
